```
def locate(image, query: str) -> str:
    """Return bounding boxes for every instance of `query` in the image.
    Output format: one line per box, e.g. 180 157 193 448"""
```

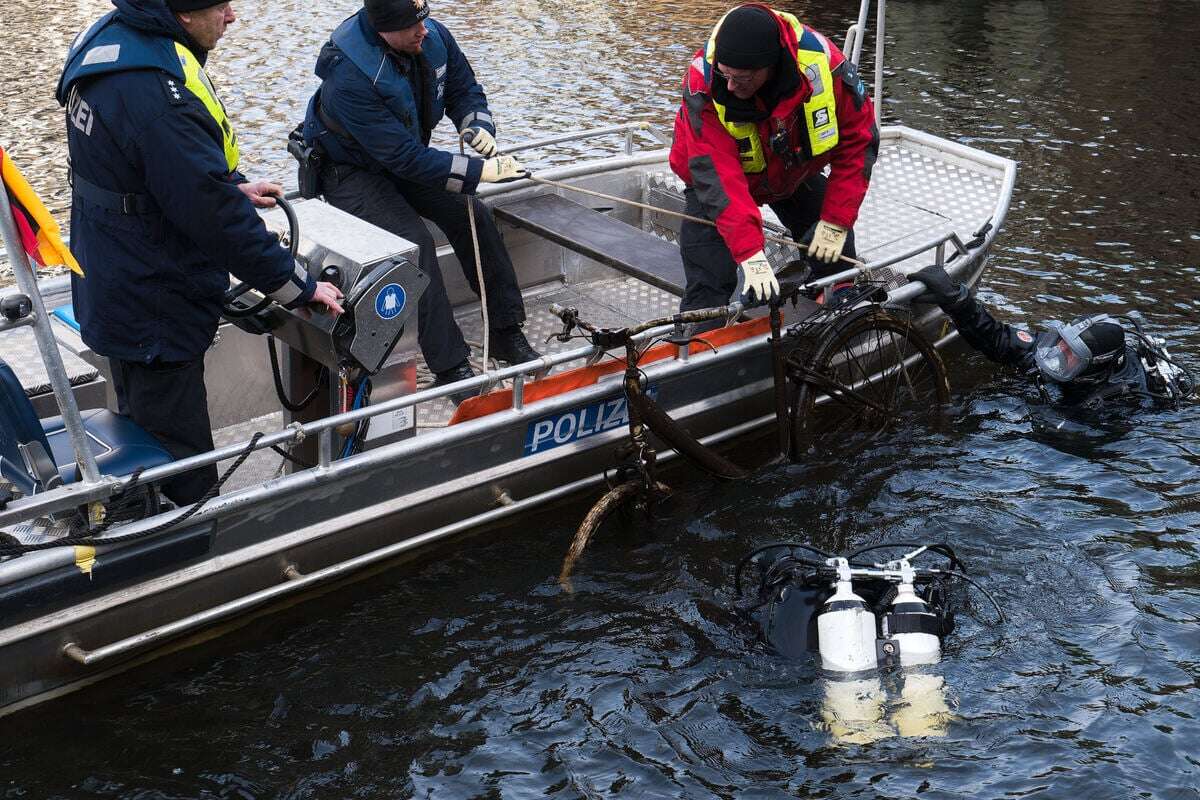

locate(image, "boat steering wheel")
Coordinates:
221 194 300 319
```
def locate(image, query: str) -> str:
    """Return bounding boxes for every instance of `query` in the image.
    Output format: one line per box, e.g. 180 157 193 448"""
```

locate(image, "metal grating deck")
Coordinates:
643 135 1005 276
855 139 1004 272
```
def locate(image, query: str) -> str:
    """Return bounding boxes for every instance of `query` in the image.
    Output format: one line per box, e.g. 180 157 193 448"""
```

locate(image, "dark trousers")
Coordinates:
111 357 217 505
320 164 526 374
678 174 858 311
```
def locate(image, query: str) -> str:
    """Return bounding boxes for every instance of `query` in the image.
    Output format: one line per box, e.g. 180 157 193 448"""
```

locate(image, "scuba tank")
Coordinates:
736 542 1001 743
736 542 986 671
1122 311 1196 405
816 558 879 673
880 559 941 667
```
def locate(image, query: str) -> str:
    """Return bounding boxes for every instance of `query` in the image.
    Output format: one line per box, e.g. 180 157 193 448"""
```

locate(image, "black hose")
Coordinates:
847 541 966 573
734 541 835 598
932 569 1006 625
267 335 326 413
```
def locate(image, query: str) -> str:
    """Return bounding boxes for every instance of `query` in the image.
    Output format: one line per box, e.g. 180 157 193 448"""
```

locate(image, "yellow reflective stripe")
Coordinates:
785 15 839 158
174 42 240 172
712 104 767 173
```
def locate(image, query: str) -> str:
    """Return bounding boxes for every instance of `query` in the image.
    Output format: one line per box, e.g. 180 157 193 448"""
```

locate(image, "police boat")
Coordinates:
0 2 1016 715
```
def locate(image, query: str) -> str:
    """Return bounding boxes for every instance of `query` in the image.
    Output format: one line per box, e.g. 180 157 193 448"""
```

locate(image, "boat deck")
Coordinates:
856 134 1005 270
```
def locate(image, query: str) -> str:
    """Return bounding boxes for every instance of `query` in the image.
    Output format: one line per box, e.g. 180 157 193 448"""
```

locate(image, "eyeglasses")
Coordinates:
714 68 760 86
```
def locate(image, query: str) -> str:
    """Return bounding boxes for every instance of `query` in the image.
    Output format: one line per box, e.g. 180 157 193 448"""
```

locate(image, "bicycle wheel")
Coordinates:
790 309 949 447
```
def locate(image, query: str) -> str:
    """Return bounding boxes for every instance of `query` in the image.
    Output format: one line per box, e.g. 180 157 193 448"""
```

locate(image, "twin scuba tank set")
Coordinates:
736 542 1003 673
736 543 1004 742
1122 312 1196 404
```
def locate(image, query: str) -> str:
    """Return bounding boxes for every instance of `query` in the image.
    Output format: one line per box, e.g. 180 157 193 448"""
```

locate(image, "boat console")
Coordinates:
221 198 431 459
246 198 428 375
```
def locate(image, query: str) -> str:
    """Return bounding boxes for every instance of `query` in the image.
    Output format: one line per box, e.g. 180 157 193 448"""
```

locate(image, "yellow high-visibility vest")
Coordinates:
174 42 240 172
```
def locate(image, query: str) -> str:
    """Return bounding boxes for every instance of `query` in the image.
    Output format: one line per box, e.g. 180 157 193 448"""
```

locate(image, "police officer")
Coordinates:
57 0 344 504
301 0 539 400
669 4 880 310
914 264 1195 408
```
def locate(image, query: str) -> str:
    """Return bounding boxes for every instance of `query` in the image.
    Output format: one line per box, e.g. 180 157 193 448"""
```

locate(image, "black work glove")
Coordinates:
912 263 968 309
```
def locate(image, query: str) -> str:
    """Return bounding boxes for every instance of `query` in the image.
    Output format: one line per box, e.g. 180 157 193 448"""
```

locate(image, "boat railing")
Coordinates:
0 317 690 527
502 122 669 158
0 206 996 530
844 0 887 127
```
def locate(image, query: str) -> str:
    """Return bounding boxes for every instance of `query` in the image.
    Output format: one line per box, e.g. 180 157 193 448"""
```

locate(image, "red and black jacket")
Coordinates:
669 6 879 262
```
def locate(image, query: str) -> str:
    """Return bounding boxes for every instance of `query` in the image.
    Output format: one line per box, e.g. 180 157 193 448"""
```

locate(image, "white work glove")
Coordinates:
479 155 527 184
462 127 497 157
738 250 780 305
806 220 849 264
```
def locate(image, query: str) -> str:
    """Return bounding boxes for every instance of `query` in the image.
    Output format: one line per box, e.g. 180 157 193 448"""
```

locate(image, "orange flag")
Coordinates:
1 146 83 276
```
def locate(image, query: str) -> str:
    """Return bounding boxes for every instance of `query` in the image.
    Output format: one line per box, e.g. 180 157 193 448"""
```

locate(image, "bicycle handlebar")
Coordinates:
548 302 745 343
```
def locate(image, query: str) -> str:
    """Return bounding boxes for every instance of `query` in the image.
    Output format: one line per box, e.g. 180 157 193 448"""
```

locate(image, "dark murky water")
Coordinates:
3 0 1200 797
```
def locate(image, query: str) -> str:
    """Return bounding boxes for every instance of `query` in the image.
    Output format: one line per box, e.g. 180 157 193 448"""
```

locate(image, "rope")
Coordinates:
462 132 491 368
523 173 867 270
0 433 265 557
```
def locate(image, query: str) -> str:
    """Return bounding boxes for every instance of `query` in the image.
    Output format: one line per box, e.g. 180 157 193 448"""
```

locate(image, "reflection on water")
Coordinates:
0 0 868 281
2 1 1200 797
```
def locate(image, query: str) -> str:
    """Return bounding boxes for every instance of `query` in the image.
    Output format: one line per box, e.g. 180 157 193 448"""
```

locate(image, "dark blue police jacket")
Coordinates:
303 10 494 195
56 0 313 364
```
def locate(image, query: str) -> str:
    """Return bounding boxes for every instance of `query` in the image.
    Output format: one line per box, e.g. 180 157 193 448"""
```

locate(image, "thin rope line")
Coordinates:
524 174 867 269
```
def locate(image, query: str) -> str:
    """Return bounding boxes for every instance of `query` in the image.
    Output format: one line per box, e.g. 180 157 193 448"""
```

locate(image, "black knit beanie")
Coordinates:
714 6 781 69
167 0 226 11
366 0 431 32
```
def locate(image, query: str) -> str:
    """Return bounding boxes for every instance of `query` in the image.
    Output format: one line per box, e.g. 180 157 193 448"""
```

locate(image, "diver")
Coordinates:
913 263 1195 409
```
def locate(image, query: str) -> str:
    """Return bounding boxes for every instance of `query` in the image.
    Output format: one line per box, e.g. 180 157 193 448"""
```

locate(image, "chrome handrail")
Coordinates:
59 405 778 667
847 0 886 127
503 122 668 157
0 318 689 525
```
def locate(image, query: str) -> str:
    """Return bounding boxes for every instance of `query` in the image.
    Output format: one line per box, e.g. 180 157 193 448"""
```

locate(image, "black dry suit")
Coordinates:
942 293 1174 409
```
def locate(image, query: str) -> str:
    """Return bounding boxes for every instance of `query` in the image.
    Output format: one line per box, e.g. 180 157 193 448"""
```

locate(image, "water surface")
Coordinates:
2 1 1199 797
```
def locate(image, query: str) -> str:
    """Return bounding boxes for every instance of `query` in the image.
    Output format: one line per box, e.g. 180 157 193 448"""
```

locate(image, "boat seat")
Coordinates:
0 358 173 494
51 303 81 332
493 193 688 295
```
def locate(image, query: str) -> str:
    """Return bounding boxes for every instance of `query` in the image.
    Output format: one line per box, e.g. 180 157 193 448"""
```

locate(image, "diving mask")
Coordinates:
1034 315 1124 384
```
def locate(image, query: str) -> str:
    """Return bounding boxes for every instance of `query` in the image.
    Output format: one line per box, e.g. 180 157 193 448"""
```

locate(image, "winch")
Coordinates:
224 197 429 461
227 196 428 374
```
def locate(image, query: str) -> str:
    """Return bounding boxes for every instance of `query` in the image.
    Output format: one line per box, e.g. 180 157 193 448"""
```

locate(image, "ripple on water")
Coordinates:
3 0 1200 797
